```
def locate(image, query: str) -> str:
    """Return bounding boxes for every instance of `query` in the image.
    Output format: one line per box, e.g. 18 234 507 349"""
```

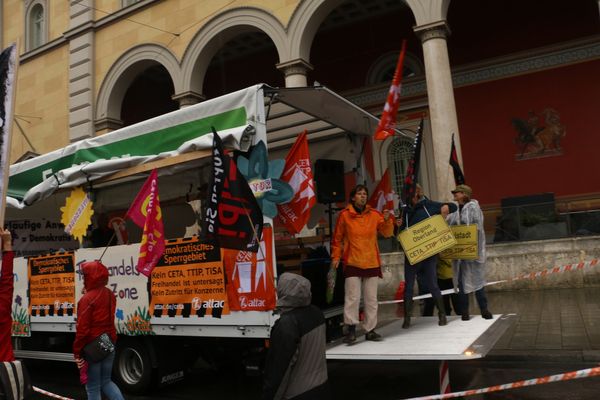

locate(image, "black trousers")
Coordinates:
423 278 461 316
404 256 441 302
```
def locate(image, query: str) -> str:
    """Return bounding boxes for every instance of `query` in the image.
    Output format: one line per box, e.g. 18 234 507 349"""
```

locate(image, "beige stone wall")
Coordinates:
95 0 122 19
376 235 600 299
48 0 69 41
486 236 600 290
2 0 69 48
93 0 298 99
3 0 23 49
13 45 70 161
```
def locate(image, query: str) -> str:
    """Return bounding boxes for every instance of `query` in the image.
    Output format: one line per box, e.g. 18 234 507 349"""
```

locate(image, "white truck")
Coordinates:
6 84 379 393
6 84 515 396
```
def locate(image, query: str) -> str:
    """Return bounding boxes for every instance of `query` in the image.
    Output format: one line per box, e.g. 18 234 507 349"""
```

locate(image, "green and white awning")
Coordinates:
8 85 262 207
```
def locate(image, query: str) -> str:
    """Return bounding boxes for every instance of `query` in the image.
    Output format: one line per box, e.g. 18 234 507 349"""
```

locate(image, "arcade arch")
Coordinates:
95 44 181 132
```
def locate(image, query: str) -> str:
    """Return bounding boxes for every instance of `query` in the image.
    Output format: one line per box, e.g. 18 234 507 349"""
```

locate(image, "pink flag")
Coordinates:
374 40 407 141
125 169 165 277
367 168 395 212
277 131 316 234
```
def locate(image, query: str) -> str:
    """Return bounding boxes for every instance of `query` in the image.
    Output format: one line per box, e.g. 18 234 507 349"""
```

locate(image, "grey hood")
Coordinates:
276 273 312 313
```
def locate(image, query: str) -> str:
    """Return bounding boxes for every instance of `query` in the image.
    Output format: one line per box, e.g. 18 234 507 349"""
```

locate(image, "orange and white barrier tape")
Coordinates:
379 258 599 305
401 365 600 400
439 360 450 395
504 259 598 283
33 386 75 400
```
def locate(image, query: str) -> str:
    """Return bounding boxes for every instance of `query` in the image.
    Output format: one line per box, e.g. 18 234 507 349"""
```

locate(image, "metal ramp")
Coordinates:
326 314 516 361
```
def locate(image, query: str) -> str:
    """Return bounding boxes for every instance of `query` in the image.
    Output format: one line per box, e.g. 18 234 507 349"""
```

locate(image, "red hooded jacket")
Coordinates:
0 251 15 361
73 261 117 359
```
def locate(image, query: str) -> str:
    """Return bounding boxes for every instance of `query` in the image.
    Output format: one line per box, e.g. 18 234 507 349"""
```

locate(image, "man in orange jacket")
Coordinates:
331 184 394 344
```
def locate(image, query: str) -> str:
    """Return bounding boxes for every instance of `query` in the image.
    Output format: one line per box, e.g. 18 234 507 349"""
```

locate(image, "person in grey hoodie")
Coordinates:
262 273 330 400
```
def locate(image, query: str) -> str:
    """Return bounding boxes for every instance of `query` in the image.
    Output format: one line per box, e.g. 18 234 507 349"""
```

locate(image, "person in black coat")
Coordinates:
398 185 457 328
263 273 329 400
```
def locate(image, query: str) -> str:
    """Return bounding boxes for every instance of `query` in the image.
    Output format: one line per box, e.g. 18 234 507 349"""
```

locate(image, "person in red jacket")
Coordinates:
0 228 15 362
331 185 394 344
73 261 124 400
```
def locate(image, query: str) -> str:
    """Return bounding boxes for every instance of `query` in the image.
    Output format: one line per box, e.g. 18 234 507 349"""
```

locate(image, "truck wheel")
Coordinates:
114 339 153 394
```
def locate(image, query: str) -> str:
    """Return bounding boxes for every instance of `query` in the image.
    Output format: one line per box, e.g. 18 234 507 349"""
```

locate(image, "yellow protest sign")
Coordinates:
397 214 456 265
440 225 479 260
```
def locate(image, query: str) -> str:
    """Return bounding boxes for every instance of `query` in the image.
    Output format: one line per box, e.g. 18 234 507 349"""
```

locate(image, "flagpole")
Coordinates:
0 43 19 228
98 231 117 262
401 118 424 225
240 202 266 262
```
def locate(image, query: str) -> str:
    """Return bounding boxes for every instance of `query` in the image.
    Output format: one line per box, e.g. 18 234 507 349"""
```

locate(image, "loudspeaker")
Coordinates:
314 159 345 203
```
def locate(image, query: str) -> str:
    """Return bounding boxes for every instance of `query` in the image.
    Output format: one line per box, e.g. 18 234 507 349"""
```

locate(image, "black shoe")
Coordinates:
461 313 470 321
402 318 410 329
365 330 383 341
481 309 493 319
438 313 448 326
435 297 447 326
343 325 356 344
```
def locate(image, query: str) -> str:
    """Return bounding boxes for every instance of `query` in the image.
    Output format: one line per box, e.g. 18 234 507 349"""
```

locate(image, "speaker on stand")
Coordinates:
314 159 345 245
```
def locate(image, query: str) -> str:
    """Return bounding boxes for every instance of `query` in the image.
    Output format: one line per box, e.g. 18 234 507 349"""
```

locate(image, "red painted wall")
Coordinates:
455 59 600 205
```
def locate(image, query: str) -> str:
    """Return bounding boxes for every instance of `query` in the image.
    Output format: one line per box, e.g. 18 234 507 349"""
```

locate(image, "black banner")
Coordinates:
449 134 466 185
403 118 424 207
203 128 263 252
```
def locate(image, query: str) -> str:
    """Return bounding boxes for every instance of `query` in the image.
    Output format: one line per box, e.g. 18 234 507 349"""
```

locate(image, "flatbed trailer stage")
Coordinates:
327 314 516 361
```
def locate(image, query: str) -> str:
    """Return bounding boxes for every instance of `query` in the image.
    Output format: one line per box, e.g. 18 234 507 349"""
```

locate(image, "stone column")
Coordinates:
172 91 205 108
276 59 313 88
413 21 461 201
66 1 95 141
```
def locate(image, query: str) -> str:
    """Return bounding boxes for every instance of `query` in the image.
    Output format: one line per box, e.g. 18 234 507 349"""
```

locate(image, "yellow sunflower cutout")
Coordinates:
60 187 94 244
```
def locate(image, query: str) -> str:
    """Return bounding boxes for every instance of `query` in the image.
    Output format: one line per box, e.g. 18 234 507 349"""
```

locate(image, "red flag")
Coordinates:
125 169 165 277
362 136 375 181
367 168 395 212
277 131 316 234
223 226 276 311
374 40 407 141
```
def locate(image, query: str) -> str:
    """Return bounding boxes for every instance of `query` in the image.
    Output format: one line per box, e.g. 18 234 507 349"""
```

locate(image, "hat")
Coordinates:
451 184 472 197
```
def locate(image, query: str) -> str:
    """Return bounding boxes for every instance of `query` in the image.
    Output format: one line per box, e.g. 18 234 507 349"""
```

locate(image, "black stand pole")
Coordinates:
327 203 333 247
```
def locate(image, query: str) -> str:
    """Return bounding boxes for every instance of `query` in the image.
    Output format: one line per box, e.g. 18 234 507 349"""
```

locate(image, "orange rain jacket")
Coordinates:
331 204 394 269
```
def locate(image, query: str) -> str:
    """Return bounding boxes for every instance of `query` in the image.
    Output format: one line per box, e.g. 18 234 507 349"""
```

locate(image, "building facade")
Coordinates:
2 0 599 240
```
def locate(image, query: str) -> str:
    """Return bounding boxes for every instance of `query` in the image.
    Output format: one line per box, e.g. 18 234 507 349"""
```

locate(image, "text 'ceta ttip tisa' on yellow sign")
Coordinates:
397 214 456 265
440 224 479 260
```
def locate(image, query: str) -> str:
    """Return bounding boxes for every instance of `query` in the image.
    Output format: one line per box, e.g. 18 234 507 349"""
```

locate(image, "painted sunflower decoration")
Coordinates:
237 141 294 218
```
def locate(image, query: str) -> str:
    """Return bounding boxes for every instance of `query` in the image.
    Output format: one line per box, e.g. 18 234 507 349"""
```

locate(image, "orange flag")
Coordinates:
125 169 165 277
374 40 407 140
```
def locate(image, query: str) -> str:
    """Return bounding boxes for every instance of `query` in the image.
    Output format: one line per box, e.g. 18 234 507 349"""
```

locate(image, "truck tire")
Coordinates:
113 339 154 394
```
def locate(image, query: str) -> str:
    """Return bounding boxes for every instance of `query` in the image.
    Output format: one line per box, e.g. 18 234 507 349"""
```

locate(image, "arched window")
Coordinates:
367 51 423 85
26 1 47 51
387 136 415 202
